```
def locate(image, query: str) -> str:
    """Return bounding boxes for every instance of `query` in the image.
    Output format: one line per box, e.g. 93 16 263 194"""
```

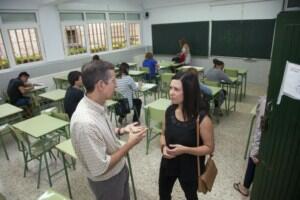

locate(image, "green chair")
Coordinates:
160 73 174 98
0 124 11 160
37 189 70 200
224 68 241 102
8 125 57 188
145 106 165 154
203 79 221 87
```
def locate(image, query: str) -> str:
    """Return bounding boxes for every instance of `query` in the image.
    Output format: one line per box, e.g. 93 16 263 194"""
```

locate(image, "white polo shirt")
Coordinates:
70 96 125 181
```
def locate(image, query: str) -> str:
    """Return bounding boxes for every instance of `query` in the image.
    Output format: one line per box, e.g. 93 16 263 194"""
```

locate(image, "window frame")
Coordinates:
0 11 45 68
86 17 109 53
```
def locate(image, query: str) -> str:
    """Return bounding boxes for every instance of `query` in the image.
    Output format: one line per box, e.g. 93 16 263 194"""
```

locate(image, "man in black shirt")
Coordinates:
7 71 33 107
64 71 84 119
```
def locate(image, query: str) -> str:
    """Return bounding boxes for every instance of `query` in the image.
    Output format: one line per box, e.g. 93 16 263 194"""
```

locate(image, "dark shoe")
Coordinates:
233 183 249 197
118 117 124 125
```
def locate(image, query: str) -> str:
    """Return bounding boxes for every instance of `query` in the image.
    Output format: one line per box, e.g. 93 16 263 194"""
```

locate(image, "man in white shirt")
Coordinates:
71 60 146 200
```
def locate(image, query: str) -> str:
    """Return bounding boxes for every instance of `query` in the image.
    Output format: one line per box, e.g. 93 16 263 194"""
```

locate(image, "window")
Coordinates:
88 23 108 53
9 28 42 65
64 25 86 55
0 31 9 69
128 23 141 46
110 22 126 50
109 13 126 50
0 12 44 66
127 14 141 46
86 13 108 53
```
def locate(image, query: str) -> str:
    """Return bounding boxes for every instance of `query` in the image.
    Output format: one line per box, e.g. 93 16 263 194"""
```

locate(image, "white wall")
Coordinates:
0 0 146 94
142 0 283 85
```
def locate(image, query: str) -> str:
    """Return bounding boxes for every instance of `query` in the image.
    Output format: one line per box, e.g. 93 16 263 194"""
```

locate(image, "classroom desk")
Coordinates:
129 70 146 81
0 103 23 125
244 104 257 159
39 89 66 111
13 114 69 187
225 68 248 100
135 82 157 104
159 61 182 72
56 139 137 200
106 100 118 124
28 85 47 95
177 66 204 72
221 77 238 114
53 74 68 89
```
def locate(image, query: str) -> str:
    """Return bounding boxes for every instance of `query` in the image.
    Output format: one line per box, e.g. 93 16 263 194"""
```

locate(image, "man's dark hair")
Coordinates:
82 60 114 93
18 71 30 78
92 55 100 61
68 71 82 86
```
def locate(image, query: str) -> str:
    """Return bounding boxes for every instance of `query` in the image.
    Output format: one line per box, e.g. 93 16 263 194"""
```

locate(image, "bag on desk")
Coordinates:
115 98 131 116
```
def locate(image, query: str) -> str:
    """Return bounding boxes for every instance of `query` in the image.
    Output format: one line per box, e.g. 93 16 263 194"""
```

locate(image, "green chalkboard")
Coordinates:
152 21 209 56
211 19 275 59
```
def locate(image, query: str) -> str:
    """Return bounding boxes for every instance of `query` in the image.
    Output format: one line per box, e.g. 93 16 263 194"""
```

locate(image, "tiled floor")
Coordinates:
0 83 266 200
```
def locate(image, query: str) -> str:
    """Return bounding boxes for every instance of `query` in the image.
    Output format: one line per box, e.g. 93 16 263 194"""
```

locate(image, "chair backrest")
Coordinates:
224 68 238 77
160 73 174 89
7 124 30 152
50 111 69 122
140 67 150 74
147 106 165 126
203 79 220 87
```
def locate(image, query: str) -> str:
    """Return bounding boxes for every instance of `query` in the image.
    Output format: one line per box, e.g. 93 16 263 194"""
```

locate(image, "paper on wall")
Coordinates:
277 61 300 104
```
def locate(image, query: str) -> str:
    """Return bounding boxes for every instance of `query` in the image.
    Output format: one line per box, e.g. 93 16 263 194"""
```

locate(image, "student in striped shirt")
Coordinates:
116 62 142 124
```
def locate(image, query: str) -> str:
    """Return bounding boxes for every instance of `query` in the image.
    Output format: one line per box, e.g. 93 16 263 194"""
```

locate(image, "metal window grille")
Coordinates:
129 23 141 46
64 25 86 55
0 31 9 69
88 23 108 53
8 28 43 65
110 22 126 50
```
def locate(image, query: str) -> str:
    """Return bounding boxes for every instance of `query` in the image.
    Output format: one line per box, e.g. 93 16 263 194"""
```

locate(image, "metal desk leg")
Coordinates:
62 152 73 199
126 154 137 200
244 74 247 98
244 115 256 160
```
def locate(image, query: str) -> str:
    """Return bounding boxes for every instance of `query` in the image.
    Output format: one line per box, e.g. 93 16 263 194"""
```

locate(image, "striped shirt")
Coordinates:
70 96 125 182
116 75 138 108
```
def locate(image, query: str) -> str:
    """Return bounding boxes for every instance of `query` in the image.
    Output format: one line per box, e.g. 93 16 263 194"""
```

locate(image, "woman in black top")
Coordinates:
159 71 214 200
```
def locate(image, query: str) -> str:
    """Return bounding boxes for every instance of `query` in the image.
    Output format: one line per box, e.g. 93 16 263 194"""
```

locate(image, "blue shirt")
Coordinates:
143 58 157 79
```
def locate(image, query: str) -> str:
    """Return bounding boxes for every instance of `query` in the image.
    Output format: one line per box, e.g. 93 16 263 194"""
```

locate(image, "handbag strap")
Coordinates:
196 114 213 178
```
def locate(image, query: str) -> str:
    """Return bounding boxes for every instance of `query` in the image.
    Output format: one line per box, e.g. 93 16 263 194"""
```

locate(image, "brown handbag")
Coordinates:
196 116 218 194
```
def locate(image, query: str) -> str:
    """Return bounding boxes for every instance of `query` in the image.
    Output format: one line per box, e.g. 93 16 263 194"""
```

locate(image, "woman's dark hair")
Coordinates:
68 71 82 86
172 71 208 121
117 62 129 78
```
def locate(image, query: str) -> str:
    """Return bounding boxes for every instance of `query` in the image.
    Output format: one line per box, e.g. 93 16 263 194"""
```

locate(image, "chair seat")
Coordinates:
31 138 56 157
37 189 69 200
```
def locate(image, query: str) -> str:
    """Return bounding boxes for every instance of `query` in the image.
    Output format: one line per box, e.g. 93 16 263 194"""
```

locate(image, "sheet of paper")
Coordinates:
277 61 300 104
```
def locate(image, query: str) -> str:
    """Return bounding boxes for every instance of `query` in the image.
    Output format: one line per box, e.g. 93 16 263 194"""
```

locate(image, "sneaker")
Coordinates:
118 116 124 125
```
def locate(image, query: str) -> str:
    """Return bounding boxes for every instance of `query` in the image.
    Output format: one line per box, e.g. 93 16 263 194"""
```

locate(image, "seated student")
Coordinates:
234 96 266 197
205 59 231 115
64 71 84 119
116 62 142 124
7 71 33 107
92 54 101 61
142 52 159 81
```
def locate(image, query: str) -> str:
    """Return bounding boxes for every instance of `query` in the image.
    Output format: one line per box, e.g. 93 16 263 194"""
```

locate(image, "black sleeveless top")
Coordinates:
160 105 206 181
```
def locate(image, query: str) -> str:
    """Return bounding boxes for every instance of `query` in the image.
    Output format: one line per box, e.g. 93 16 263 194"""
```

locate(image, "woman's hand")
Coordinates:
166 144 187 156
162 145 176 159
123 122 146 133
